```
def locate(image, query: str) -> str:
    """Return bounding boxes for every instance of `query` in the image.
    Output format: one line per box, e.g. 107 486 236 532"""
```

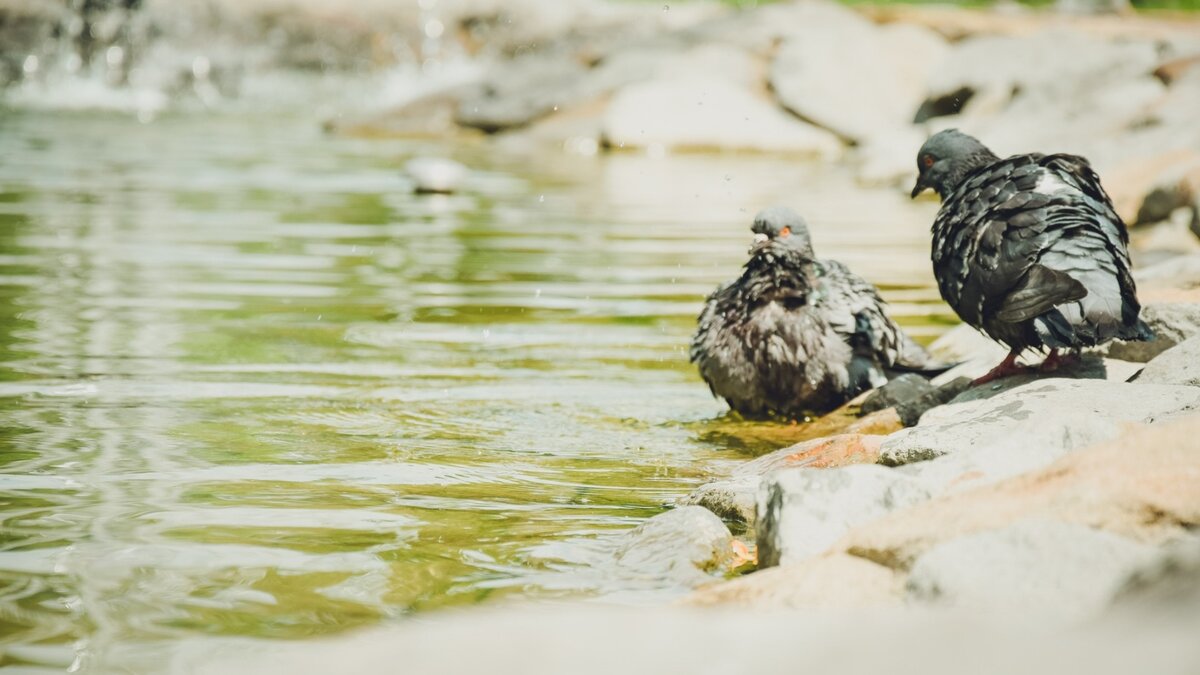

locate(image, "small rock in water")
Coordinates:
405 157 467 195
612 506 735 583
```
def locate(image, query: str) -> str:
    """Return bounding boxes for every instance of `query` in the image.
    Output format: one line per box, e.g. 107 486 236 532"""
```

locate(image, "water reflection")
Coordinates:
0 109 953 669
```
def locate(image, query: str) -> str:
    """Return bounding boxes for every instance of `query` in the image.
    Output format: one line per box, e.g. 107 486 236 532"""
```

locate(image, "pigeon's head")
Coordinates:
911 129 998 200
749 206 815 259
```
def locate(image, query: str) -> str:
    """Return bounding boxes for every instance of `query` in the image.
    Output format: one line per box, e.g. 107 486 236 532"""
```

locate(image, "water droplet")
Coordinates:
424 18 445 39
538 195 545 203
724 174 732 182
21 55 38 75
663 4 670 10
535 288 542 297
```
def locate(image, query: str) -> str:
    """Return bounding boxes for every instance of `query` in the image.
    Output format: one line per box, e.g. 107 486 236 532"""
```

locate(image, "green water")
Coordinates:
0 108 952 669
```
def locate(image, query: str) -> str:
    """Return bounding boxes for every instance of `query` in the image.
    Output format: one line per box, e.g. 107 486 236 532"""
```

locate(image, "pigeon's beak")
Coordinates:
749 232 769 254
910 177 926 199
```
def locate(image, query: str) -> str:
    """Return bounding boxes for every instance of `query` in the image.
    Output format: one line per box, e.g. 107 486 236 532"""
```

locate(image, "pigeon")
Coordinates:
911 129 1152 384
690 206 941 419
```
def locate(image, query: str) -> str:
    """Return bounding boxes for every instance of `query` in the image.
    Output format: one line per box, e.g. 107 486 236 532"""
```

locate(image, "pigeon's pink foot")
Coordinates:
971 351 1032 386
1038 349 1080 373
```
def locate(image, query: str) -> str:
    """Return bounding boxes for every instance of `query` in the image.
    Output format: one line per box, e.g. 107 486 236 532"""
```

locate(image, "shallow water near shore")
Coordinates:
0 107 953 667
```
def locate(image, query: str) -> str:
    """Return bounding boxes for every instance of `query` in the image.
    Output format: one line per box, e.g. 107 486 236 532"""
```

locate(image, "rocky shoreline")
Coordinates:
622 251 1200 616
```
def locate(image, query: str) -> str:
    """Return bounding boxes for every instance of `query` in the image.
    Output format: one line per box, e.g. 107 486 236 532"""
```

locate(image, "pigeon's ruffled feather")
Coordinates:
690 247 935 419
931 152 1152 352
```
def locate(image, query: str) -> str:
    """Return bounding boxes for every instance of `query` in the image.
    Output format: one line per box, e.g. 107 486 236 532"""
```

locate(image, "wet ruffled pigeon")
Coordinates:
690 206 940 419
911 129 1152 384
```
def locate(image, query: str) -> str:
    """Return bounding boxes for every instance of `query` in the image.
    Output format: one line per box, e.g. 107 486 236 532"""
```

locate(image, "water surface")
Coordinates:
0 108 952 669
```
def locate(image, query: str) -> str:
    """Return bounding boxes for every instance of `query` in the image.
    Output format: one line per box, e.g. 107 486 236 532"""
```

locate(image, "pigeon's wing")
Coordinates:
816 259 937 374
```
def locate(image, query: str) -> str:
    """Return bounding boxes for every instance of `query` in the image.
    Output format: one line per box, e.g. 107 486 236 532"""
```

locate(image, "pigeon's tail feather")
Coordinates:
1032 308 1080 349
1120 318 1155 342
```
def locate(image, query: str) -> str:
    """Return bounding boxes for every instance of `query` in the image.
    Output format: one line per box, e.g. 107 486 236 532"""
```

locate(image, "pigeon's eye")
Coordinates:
779 226 791 238
922 154 935 168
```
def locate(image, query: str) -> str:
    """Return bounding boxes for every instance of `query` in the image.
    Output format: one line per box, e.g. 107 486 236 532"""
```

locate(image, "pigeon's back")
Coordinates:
931 153 1150 351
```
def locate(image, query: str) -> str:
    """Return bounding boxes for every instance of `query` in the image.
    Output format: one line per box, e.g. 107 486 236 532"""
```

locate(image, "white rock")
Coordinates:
1135 335 1200 387
602 76 842 156
880 380 1200 491
405 158 468 194
770 21 947 143
756 465 931 567
907 520 1157 620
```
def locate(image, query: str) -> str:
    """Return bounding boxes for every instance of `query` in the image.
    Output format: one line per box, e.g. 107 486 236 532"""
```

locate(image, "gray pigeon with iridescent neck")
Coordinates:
911 129 1152 384
690 206 940 419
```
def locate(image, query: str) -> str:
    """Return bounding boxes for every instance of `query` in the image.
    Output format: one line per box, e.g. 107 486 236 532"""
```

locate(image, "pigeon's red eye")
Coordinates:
922 155 934 168
779 227 791 238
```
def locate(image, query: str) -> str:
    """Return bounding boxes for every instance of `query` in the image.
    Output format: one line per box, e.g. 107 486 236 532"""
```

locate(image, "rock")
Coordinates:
1134 335 1200 387
602 76 842 155
682 434 886 527
879 379 1200 470
839 414 1200 570
925 30 1159 119
770 21 947 143
860 373 963 427
1100 302 1200 362
738 434 884 475
612 506 734 583
855 127 930 187
404 158 468 194
1135 253 1200 291
907 520 1156 619
678 475 758 526
1112 535 1200 609
757 465 931 567
685 553 901 609
456 57 592 133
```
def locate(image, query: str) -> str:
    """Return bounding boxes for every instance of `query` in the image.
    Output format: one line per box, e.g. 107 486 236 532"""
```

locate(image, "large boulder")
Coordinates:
757 465 931 567
879 379 1200 471
839 414 1200 569
906 520 1156 619
1135 335 1200 387
770 21 947 143
601 76 842 155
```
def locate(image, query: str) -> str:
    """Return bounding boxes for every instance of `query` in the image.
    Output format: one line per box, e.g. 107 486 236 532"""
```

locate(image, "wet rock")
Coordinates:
738 434 884 475
1100 302 1200 362
770 21 947 143
860 373 964 427
907 520 1156 619
678 475 758 525
685 553 901 609
840 414 1200 569
1134 335 1200 388
612 506 734 583
757 465 931 567
405 158 468 194
601 76 842 155
879 379 1200 470
683 434 886 527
